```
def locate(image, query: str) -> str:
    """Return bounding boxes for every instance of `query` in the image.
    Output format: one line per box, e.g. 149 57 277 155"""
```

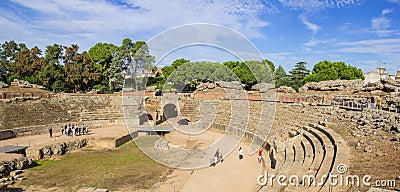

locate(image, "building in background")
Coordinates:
364 67 396 84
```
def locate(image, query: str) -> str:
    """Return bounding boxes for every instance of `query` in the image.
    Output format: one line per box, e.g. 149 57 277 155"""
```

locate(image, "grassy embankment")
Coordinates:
20 140 168 191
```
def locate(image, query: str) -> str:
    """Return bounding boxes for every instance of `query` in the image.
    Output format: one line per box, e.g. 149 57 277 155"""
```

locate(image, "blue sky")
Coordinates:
0 0 399 74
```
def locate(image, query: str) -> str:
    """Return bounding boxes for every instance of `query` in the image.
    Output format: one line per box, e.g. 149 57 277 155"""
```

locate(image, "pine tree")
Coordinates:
274 65 291 88
289 62 310 90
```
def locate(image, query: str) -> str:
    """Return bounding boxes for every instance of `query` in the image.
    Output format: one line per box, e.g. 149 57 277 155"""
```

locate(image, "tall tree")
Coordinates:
162 58 190 79
262 59 275 74
88 43 117 93
289 61 310 90
88 43 116 73
304 60 364 83
0 41 27 82
64 44 100 92
39 44 65 92
108 49 125 92
274 65 291 88
132 41 155 90
11 46 44 83
110 38 155 92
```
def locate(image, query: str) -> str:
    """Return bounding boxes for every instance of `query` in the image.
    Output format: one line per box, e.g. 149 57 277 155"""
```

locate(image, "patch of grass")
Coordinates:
21 141 168 191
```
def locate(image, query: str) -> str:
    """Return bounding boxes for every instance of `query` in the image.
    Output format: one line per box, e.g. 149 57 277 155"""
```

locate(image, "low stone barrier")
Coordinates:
0 130 16 140
0 92 53 100
0 157 33 177
114 132 138 148
25 138 89 160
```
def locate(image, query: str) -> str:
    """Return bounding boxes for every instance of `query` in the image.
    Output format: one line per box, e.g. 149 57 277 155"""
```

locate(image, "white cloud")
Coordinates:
303 38 336 46
370 8 395 37
382 8 394 15
299 14 321 33
340 22 352 30
386 0 400 4
278 0 365 11
0 0 273 51
335 38 400 54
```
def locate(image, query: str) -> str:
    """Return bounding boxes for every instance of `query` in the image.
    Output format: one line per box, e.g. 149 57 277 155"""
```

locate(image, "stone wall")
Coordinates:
115 133 137 148
0 92 52 100
0 157 33 177
25 138 89 160
299 79 364 92
0 130 16 140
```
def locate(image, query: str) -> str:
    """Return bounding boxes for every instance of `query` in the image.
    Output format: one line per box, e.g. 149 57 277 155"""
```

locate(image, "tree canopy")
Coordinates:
289 62 310 91
304 60 365 83
0 39 366 94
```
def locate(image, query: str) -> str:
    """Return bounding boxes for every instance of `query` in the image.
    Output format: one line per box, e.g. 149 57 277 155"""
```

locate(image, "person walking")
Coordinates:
370 96 375 110
258 148 263 163
239 147 243 160
219 153 223 163
72 126 76 137
215 149 220 162
49 127 53 138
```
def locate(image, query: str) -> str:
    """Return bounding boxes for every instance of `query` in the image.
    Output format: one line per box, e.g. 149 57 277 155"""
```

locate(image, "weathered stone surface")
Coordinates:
0 157 32 177
300 79 364 92
0 81 9 88
276 86 296 93
26 138 89 160
216 81 243 90
146 86 157 92
363 78 400 93
196 83 217 91
367 187 398 192
10 79 32 88
78 187 109 192
251 83 274 93
9 170 23 177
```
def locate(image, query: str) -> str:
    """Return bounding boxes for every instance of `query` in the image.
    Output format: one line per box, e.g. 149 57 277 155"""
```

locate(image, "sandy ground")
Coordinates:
151 141 264 192
0 124 130 161
2 124 266 192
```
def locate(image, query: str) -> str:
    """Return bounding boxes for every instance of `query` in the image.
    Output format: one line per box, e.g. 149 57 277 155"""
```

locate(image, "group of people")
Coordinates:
210 149 224 167
364 96 376 109
49 123 89 138
208 146 264 167
238 147 263 163
61 123 89 137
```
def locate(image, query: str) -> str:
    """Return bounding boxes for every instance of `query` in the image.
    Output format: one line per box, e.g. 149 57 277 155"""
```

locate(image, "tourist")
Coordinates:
219 153 223 163
61 126 64 135
214 149 220 162
65 125 69 137
49 127 53 138
239 147 243 160
82 123 86 135
210 157 216 167
258 148 263 163
72 126 76 137
68 126 72 137
370 96 375 110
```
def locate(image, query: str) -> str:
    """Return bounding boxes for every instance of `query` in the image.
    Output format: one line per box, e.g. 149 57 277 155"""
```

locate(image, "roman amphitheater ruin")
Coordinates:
0 78 399 192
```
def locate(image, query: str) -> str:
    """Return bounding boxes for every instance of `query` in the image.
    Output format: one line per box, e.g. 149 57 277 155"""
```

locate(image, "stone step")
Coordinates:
300 138 315 172
303 129 336 190
301 132 324 174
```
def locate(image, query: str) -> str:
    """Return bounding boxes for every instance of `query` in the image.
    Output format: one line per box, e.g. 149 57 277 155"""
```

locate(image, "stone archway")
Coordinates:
163 103 178 119
139 113 154 125
178 119 190 125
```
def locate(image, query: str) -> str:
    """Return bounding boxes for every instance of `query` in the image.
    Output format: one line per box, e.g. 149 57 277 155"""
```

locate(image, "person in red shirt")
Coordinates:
258 148 263 163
